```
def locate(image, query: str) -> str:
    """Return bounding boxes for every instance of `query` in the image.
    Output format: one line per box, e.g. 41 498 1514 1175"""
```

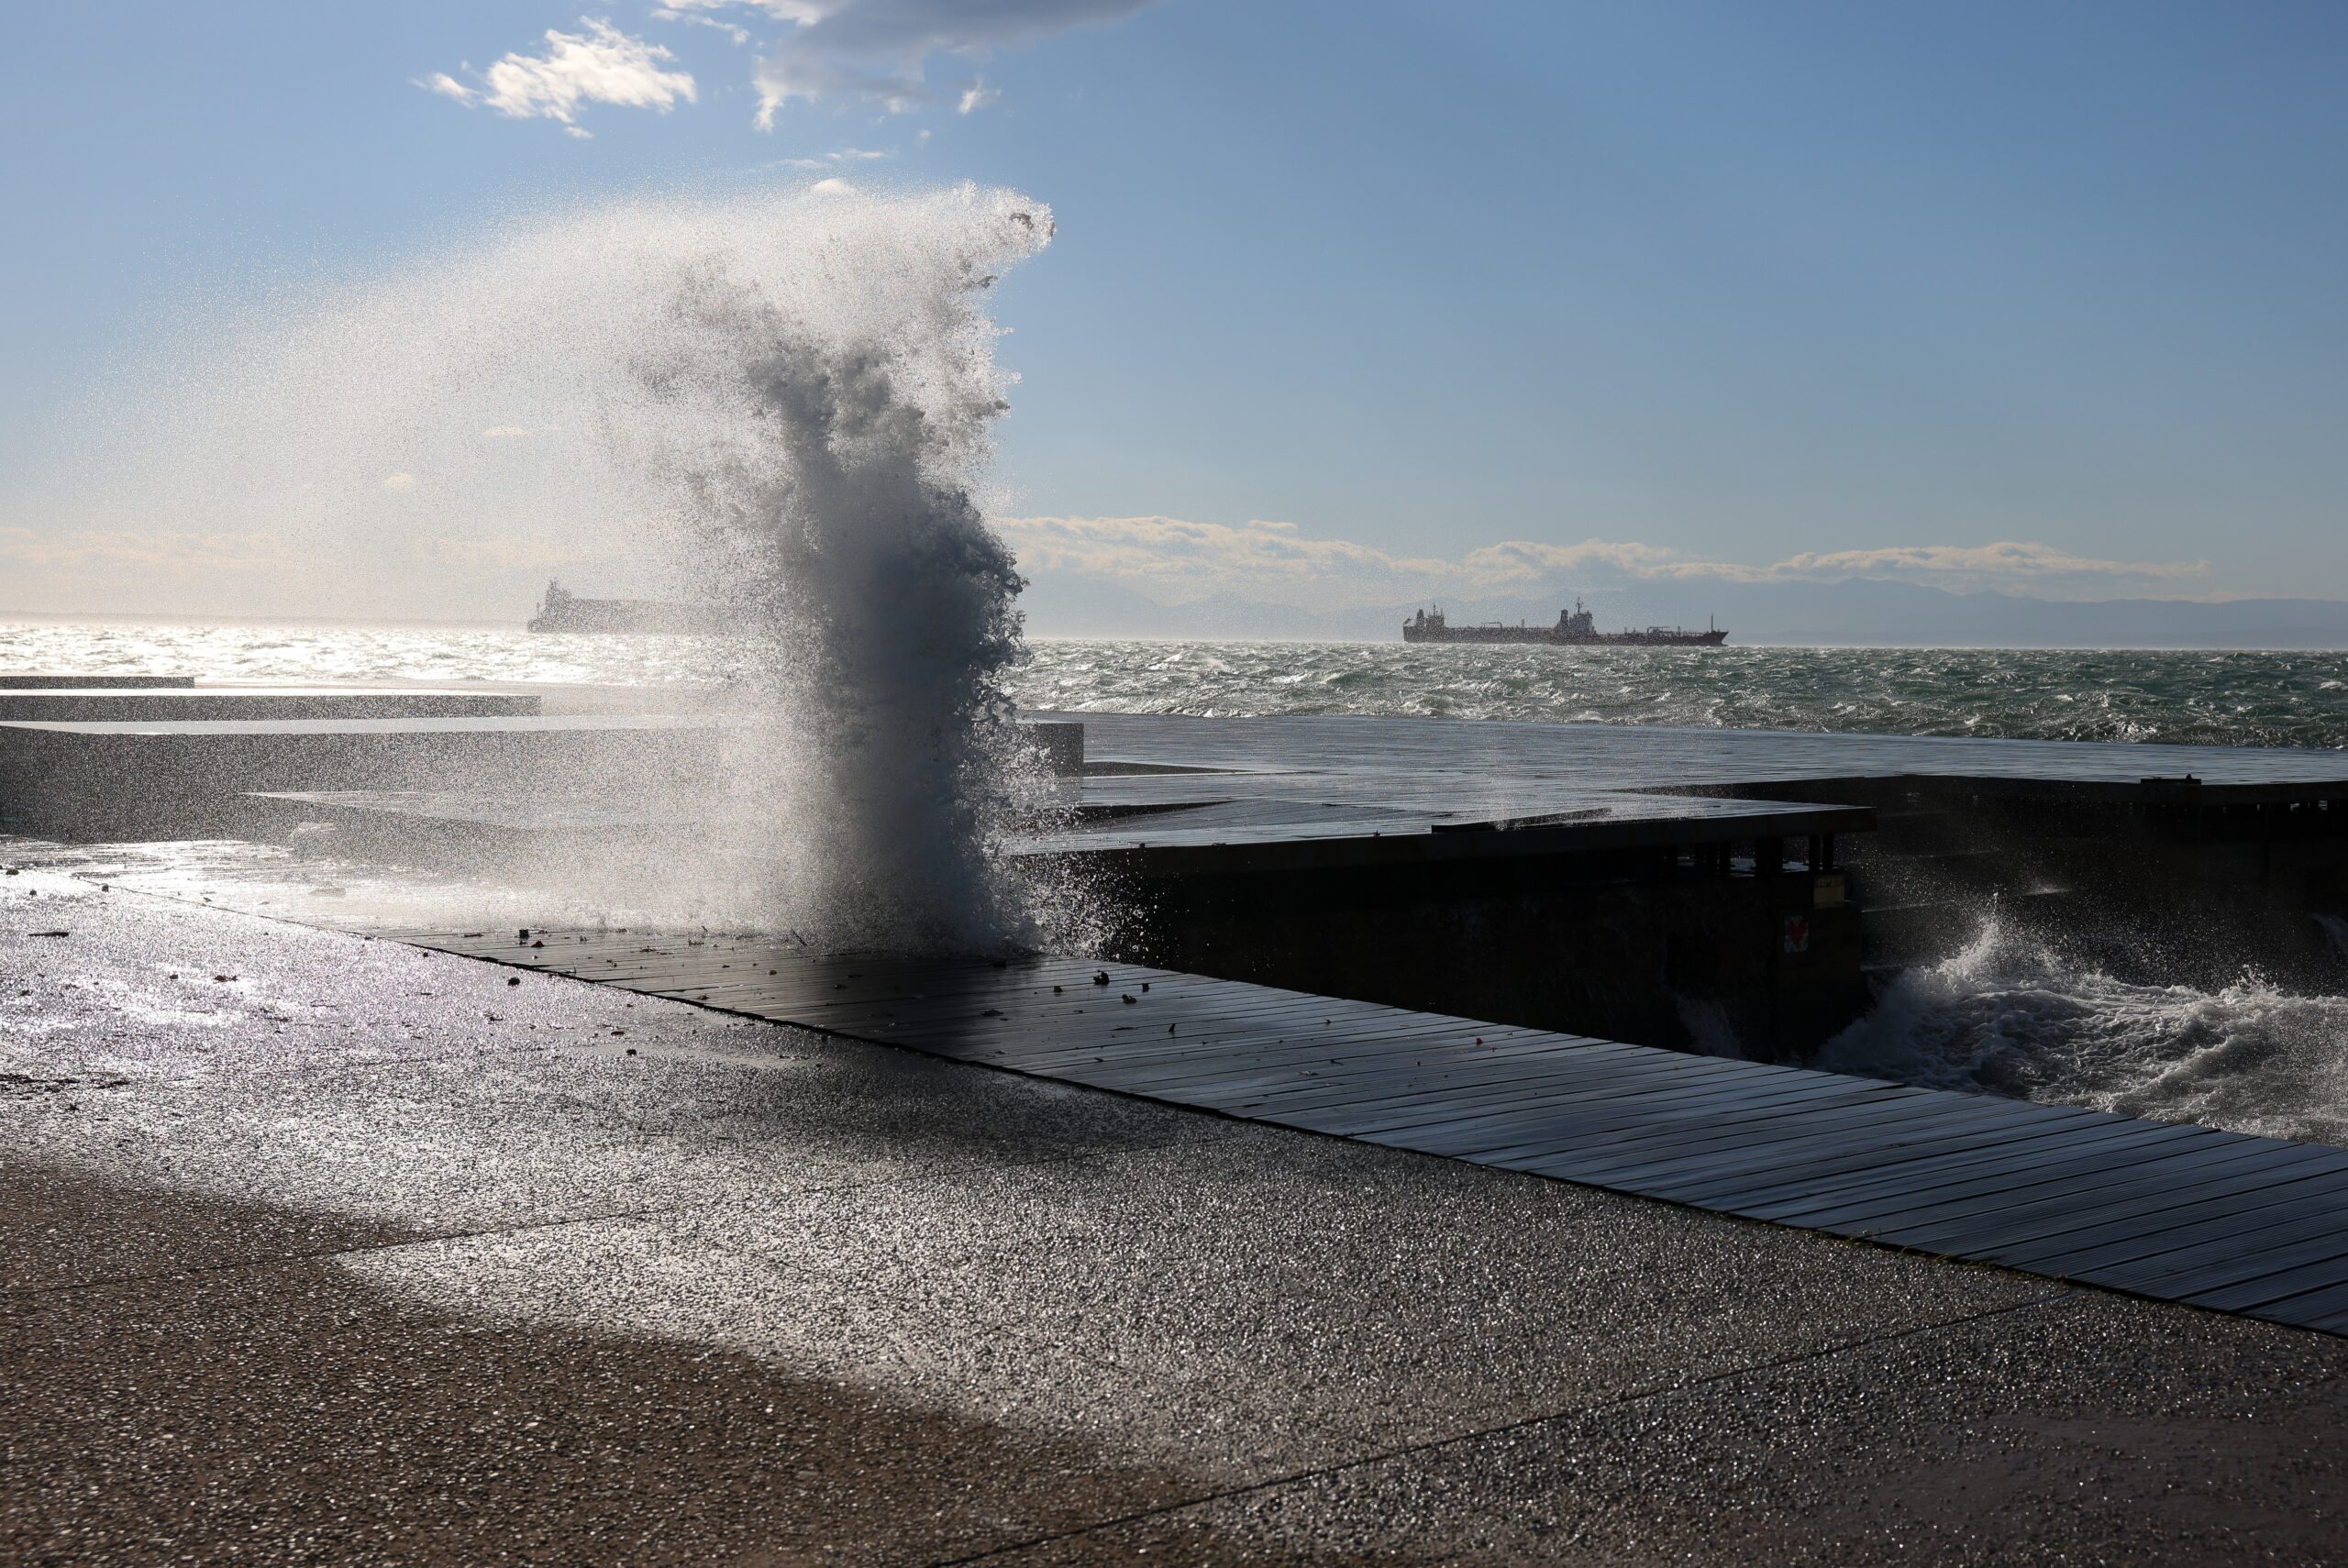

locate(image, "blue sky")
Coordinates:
5 1 2346 619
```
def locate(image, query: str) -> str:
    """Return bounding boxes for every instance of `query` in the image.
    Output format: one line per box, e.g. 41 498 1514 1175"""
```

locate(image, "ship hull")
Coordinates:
1402 627 1728 646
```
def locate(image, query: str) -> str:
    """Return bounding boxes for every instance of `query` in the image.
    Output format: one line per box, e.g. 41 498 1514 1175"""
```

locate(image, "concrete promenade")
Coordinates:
6 869 2348 1564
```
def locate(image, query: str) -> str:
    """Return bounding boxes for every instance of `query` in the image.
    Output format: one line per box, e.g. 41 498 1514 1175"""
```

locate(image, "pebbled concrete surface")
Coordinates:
5 864 2347 1564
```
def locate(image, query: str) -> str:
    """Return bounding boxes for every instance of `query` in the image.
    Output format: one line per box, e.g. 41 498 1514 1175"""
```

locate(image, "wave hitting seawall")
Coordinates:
34 184 1057 950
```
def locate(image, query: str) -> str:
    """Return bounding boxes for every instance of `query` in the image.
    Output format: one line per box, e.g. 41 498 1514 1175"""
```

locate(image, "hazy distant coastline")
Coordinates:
1016 574 2348 649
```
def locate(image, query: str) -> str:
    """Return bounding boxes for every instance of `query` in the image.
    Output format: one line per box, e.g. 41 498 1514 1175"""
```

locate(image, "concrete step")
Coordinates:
0 688 542 722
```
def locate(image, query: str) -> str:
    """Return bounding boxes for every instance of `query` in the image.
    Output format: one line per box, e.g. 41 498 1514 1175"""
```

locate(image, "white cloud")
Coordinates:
420 20 696 132
807 177 857 195
661 0 1157 125
382 472 418 492
958 79 1002 114
991 515 2211 606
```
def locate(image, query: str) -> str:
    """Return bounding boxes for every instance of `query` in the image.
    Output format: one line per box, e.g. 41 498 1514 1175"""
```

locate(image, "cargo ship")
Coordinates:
526 580 736 635
1402 601 1727 646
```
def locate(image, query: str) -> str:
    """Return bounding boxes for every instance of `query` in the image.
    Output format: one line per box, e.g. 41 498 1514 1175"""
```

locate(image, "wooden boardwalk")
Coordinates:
396 927 2348 1338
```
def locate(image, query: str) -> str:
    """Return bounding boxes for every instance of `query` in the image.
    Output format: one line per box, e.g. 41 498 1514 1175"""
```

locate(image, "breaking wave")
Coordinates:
1818 921 2348 1145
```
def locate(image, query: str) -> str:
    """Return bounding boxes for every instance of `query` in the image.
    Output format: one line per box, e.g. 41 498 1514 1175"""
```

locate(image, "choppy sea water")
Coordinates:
1016 641 2348 749
0 620 712 689
8 621 2347 1143
10 624 2345 748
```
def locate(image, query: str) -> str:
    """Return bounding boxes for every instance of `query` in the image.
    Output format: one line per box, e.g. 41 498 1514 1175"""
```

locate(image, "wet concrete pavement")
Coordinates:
5 867 2346 1564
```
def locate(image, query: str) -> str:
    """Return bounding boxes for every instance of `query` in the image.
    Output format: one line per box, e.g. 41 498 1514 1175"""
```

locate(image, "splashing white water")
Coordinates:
49 183 1058 949
1820 920 2348 1145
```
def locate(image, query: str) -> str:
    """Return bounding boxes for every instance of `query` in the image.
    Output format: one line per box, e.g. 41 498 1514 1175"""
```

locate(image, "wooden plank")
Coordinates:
1523 1110 2127 1211
1993 1157 2348 1273
2266 1282 2348 1332
1473 1086 2021 1175
2181 1243 2348 1313
1310 1065 1888 1143
1833 1136 2329 1253
1396 1084 1933 1168
1221 1037 1762 1117
1635 1104 2131 1209
1785 1126 2221 1237
1646 1103 2118 1209
2067 1194 2348 1297
1740 1122 2240 1231
1252 1054 1770 1129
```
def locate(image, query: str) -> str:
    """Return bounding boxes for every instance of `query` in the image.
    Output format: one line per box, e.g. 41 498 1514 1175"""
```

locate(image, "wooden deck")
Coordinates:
393 927 2348 1338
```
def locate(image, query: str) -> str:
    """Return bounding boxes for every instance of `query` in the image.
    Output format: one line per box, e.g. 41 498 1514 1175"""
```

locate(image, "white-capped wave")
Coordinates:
1818 920 2348 1145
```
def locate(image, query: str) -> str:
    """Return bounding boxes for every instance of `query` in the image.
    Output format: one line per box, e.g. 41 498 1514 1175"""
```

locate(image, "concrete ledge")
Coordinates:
0 689 543 722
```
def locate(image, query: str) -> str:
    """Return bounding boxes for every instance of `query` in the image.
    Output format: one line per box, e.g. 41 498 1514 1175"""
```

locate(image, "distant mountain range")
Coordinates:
1017 573 2348 648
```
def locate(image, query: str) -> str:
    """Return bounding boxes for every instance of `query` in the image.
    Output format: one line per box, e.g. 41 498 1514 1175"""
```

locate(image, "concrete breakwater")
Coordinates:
6 687 2348 1064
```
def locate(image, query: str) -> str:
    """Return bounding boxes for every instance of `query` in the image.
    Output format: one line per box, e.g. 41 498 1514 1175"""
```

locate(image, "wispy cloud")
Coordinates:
653 6 755 45
0 527 289 571
420 19 696 138
1670 541 2210 588
992 515 2211 605
660 0 1157 126
777 145 891 168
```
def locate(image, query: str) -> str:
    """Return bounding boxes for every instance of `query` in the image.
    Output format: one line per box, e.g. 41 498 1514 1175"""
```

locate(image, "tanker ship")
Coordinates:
1401 601 1727 646
526 580 737 635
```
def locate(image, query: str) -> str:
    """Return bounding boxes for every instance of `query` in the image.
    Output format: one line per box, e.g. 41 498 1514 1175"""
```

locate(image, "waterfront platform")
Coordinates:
6 867 2348 1563
388 930 2348 1339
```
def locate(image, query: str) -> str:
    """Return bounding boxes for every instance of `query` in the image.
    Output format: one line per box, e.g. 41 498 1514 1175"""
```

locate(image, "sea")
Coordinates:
9 622 2344 748
7 619 2347 1143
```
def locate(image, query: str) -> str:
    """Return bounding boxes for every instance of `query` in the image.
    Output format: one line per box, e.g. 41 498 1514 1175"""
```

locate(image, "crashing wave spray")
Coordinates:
59 182 1058 948
1818 919 2348 1145
632 204 1050 947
